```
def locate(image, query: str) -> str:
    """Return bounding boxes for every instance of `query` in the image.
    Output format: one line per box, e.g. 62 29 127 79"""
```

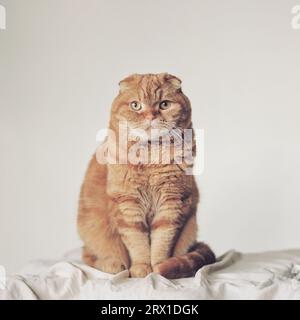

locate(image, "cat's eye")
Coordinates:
159 100 170 110
130 101 142 111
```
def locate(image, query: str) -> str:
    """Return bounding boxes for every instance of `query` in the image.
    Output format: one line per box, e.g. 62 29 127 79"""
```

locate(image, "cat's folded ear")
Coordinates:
119 73 182 92
161 73 182 91
119 74 138 93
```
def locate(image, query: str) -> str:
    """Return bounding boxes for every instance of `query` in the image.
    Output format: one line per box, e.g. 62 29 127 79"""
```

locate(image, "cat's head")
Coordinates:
109 73 192 137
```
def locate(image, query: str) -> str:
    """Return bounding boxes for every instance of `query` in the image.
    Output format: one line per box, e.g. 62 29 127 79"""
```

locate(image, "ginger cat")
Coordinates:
77 73 215 278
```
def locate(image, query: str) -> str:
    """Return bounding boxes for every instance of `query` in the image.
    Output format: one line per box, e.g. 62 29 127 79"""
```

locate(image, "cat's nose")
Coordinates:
144 111 157 120
145 114 154 120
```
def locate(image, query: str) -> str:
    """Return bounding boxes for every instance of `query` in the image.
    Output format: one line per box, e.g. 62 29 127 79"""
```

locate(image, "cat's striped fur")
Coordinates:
78 73 215 278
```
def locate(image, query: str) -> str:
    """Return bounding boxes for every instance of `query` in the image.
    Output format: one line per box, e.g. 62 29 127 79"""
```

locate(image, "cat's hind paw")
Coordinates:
95 257 127 274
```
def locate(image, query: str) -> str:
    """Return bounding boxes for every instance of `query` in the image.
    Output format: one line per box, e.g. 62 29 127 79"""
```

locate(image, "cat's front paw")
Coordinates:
130 263 152 278
152 263 163 274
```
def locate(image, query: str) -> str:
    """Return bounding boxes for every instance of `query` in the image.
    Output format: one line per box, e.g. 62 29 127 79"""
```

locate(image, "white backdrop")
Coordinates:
1 0 300 273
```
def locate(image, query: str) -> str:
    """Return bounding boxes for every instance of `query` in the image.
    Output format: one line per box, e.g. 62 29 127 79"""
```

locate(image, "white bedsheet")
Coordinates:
1 248 300 300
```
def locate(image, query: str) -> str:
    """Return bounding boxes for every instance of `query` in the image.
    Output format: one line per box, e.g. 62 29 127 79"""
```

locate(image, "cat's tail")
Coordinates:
154 242 216 279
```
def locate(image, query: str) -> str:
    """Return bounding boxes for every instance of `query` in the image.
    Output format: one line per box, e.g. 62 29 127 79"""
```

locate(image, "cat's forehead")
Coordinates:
136 75 168 100
119 73 181 101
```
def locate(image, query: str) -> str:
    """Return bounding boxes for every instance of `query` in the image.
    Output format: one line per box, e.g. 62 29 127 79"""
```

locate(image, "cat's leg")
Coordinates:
78 156 130 274
173 213 198 256
116 198 152 277
78 203 130 274
150 187 192 271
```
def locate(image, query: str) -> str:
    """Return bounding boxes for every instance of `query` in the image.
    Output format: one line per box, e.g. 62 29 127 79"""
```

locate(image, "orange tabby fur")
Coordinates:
77 73 215 278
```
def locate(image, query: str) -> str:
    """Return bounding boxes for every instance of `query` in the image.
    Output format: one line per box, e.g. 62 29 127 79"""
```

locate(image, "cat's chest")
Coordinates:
106 164 150 197
107 163 185 198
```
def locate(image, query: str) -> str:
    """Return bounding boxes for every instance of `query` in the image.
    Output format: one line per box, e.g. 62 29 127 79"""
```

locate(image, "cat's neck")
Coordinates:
104 122 195 166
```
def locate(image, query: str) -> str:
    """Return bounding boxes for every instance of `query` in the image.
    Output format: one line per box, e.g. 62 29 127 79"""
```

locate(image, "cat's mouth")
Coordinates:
128 121 182 144
130 119 176 131
129 126 170 142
